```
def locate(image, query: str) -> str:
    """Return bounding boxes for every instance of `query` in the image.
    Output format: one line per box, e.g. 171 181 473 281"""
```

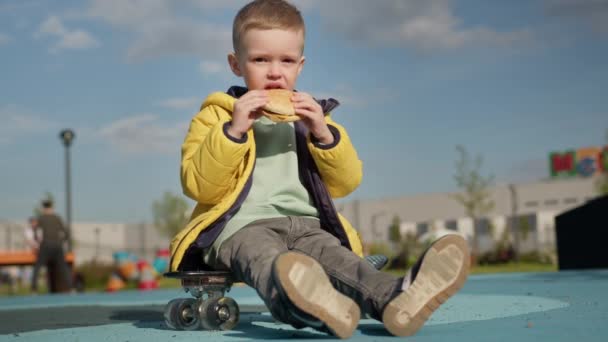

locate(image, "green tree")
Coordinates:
519 216 531 241
596 129 608 195
451 145 495 258
388 215 401 246
152 191 190 238
597 175 608 195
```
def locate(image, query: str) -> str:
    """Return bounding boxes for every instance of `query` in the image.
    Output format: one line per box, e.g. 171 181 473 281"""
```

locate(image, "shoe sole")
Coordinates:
382 234 470 337
275 252 360 339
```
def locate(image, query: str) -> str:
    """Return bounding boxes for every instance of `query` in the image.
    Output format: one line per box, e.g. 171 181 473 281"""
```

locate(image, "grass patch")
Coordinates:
1 262 558 297
385 262 557 277
471 262 557 274
0 272 183 296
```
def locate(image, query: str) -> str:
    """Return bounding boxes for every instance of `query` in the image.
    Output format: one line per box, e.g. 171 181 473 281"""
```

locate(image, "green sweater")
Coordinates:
204 116 319 264
37 213 69 245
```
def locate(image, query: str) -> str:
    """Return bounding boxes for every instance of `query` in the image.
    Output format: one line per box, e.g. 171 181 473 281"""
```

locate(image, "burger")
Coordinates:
260 89 299 123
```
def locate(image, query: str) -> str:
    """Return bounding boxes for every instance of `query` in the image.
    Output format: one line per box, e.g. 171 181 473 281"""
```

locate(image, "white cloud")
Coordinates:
158 97 201 110
0 1 42 14
0 32 11 45
200 59 241 83
87 0 231 62
290 0 323 12
86 0 172 27
312 84 398 109
82 0 532 62
126 22 230 61
0 105 59 144
98 114 188 154
544 0 608 33
39 16 64 35
187 0 320 12
58 30 98 50
37 16 99 52
187 0 249 10
313 91 367 108
314 0 532 50
200 60 226 75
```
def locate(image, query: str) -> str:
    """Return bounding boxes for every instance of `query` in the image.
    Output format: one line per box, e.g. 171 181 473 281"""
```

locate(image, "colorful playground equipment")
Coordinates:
106 249 169 292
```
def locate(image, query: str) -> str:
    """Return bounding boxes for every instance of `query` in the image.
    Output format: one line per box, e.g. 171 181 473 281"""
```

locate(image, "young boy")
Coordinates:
169 0 470 338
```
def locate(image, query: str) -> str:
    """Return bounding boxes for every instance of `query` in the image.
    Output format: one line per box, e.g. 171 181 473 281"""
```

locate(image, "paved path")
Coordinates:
1 270 607 341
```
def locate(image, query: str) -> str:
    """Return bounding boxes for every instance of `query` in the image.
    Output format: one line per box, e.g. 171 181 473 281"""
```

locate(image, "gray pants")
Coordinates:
209 216 401 325
31 242 72 293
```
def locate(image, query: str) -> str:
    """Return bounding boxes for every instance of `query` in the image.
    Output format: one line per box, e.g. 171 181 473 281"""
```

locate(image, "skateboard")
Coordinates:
163 254 388 331
163 270 240 331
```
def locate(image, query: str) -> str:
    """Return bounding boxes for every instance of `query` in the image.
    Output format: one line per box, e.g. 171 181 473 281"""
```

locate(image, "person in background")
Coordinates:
24 216 40 251
15 217 41 290
31 200 72 293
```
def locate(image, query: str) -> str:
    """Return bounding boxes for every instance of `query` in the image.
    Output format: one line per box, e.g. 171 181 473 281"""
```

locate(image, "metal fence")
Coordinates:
0 220 171 266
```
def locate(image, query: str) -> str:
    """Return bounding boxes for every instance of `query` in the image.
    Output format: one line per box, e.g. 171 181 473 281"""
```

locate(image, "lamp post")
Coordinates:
60 129 75 251
508 184 520 262
94 227 100 262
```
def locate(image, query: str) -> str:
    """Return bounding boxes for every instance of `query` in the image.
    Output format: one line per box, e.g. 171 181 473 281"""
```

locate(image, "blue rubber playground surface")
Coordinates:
1 270 607 341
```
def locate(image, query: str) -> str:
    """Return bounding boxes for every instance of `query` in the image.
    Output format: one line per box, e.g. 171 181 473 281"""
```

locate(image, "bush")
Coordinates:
387 233 426 270
477 244 516 265
518 251 554 264
388 249 410 270
75 261 115 290
366 242 392 258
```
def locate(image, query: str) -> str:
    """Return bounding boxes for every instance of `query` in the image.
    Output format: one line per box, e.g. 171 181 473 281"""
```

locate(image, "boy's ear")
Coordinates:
227 53 242 77
296 56 306 76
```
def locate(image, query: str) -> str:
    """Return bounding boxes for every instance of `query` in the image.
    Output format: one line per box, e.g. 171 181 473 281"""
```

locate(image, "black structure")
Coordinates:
59 129 75 252
555 195 608 270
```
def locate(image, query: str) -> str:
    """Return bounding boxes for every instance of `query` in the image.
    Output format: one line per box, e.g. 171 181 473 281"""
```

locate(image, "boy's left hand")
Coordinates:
292 92 334 144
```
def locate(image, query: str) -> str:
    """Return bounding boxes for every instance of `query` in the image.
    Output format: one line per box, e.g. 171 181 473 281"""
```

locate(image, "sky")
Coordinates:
0 0 607 223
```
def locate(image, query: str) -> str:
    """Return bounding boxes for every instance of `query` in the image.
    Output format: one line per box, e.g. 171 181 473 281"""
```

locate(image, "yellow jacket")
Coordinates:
170 87 364 271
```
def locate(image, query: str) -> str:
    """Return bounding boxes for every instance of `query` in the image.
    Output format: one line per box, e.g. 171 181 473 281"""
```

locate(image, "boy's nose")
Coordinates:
267 63 281 79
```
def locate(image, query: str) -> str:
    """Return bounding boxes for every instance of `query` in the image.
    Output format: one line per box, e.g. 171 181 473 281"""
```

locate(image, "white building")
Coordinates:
1 177 601 264
0 220 169 266
337 177 601 255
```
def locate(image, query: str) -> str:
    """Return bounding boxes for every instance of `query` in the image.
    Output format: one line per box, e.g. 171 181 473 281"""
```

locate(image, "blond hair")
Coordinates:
232 0 305 54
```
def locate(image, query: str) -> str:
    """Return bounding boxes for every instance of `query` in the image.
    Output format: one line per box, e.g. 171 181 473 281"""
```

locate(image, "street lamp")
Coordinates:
508 184 520 261
94 227 100 262
60 129 75 251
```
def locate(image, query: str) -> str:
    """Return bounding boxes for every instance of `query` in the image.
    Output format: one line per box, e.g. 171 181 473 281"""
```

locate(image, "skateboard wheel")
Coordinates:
173 298 200 330
163 298 183 329
199 297 240 330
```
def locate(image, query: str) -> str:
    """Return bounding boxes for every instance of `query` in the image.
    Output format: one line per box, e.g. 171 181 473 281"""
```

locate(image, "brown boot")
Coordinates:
382 234 470 337
274 252 361 339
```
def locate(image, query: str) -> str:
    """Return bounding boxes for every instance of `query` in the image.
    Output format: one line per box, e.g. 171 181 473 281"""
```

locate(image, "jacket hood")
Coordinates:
200 91 237 113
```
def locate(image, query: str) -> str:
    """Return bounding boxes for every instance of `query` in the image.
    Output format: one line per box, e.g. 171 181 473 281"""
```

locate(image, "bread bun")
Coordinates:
261 89 299 123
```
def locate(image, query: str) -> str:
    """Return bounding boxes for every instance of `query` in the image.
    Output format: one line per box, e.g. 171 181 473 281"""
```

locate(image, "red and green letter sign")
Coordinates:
550 151 576 177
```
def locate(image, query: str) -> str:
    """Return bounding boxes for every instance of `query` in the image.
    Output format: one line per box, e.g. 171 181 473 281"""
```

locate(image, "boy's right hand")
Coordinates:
227 90 268 139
